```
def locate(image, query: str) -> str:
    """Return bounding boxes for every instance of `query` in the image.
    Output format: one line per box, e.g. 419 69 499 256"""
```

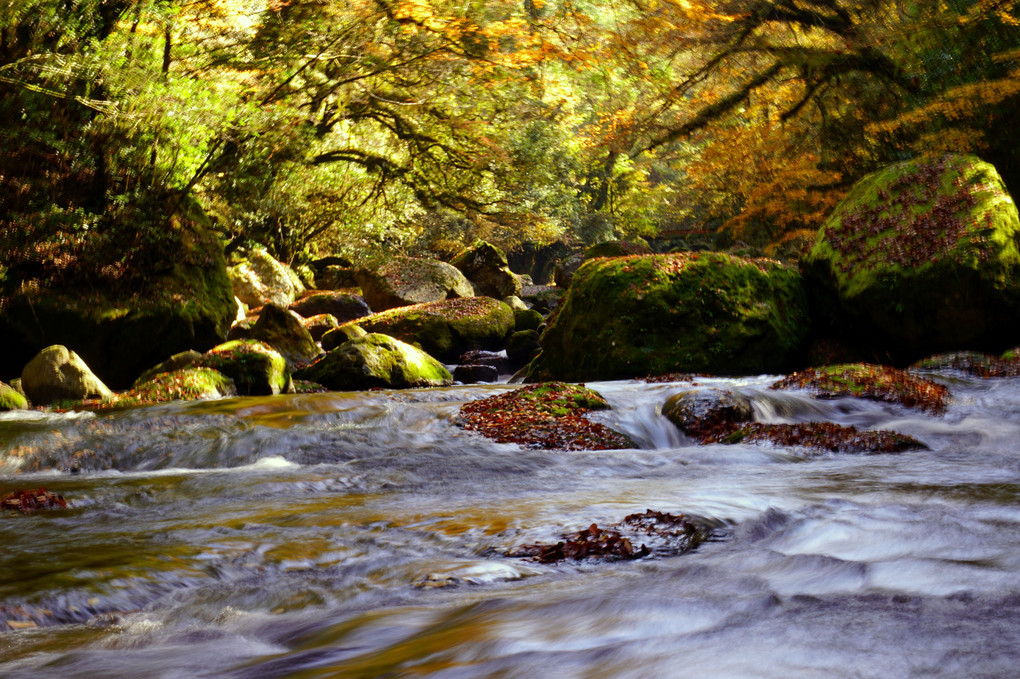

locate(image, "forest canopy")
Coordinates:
1 0 1018 272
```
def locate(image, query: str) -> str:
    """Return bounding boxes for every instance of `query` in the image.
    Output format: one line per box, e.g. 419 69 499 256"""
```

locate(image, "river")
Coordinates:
1 373 1019 678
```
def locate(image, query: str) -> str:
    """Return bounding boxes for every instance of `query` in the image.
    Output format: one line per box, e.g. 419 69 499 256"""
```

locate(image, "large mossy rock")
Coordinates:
346 297 515 362
356 257 473 312
451 241 522 299
293 333 452 390
228 248 305 309
21 345 114 405
248 303 321 370
0 202 235 389
529 252 809 381
198 340 291 395
803 154 1020 360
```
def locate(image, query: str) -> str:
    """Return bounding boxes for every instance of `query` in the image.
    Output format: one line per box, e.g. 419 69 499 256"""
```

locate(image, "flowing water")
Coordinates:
1 373 1019 678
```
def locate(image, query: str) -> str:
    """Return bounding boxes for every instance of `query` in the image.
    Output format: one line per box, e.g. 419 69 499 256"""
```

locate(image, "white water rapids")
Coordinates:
1 373 1019 678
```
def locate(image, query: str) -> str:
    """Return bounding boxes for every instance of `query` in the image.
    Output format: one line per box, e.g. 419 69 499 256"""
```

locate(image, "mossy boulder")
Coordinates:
803 154 1020 360
289 291 371 324
293 333 452 390
344 297 515 363
248 303 321 370
451 241 522 299
21 345 115 405
228 247 305 309
506 329 541 370
0 381 28 411
356 257 473 312
529 253 810 381
115 367 236 407
0 203 235 389
198 339 291 396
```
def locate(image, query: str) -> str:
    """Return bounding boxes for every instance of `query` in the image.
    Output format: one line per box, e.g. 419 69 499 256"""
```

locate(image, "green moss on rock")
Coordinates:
343 296 514 362
293 333 452 390
0 381 28 411
530 252 809 381
803 154 1020 359
199 339 292 396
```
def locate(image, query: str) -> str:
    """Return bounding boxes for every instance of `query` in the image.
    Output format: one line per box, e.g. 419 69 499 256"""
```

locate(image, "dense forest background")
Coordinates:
2 0 1019 286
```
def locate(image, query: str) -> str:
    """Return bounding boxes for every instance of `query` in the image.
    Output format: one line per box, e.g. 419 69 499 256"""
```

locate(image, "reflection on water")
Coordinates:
2 375 1020 677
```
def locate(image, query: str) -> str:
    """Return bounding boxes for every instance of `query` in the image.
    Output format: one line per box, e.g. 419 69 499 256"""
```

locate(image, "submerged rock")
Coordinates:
508 510 709 564
771 363 949 413
1 488 68 514
530 252 809 381
21 345 114 405
293 333 452 390
458 382 633 450
803 154 1020 360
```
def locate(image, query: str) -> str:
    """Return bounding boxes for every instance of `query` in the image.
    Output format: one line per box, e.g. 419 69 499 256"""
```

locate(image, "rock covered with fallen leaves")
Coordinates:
803 154 1020 360
1 487 68 514
771 363 949 413
508 510 709 563
458 382 633 450
711 422 926 454
911 350 1020 378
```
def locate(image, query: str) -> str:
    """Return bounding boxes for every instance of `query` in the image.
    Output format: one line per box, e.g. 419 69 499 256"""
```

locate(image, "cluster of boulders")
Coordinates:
0 239 547 410
2 153 1020 413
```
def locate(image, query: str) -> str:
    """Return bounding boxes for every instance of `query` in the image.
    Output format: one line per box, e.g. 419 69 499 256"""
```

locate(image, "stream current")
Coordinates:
1 373 1019 678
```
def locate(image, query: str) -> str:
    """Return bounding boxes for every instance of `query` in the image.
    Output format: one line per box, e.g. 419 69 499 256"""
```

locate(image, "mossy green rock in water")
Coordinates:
345 297 515 363
293 333 452 390
529 253 809 381
803 155 1020 359
0 201 235 389
21 345 115 405
199 339 291 395
248 303 321 370
0 381 28 410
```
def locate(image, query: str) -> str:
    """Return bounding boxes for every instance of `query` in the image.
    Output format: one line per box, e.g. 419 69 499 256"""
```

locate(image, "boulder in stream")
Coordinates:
0 381 28 411
198 339 292 395
293 333 452 390
248 303 321 371
529 252 809 381
21 345 114 405
228 248 305 309
451 240 522 299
